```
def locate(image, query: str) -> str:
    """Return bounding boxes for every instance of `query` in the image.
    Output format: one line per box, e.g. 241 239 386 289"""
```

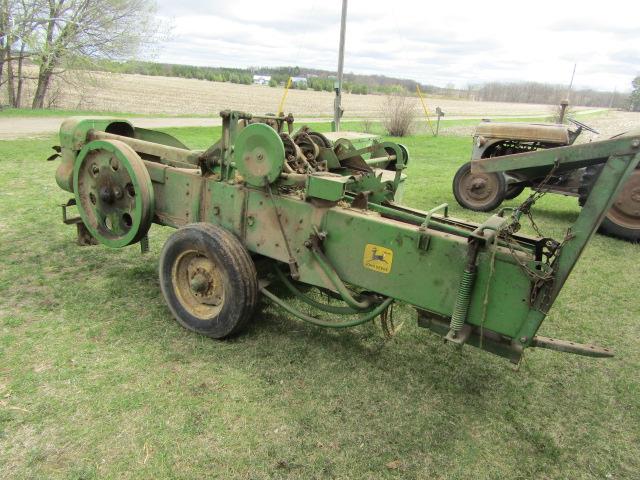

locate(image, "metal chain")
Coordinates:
498 161 563 284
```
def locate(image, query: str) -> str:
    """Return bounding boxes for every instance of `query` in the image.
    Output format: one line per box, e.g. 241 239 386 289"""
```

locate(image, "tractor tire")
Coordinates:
159 223 258 338
504 182 526 200
453 162 507 212
579 165 640 242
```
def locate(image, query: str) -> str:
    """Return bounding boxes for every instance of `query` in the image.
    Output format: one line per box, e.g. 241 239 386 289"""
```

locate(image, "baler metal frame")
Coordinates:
52 111 640 364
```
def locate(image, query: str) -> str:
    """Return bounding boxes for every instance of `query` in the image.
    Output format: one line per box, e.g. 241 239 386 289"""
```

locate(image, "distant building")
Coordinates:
290 76 307 86
253 75 271 85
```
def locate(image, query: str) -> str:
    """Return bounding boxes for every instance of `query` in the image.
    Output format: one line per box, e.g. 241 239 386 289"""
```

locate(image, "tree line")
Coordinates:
471 81 630 109
90 60 636 109
90 60 409 96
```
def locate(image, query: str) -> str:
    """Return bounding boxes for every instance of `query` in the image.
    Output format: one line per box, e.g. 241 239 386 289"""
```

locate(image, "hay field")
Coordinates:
6 69 594 117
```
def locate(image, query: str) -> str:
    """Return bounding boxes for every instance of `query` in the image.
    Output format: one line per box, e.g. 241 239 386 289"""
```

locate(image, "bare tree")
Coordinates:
31 0 159 108
0 1 45 107
382 95 416 137
631 76 640 112
0 1 6 91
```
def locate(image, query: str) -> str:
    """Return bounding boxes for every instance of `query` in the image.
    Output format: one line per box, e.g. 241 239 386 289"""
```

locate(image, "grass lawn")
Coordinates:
0 123 639 479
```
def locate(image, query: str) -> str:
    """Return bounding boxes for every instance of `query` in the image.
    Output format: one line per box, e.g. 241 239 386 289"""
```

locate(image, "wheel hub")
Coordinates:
98 184 116 204
607 170 640 227
190 271 210 293
463 174 494 201
173 250 224 317
470 177 488 191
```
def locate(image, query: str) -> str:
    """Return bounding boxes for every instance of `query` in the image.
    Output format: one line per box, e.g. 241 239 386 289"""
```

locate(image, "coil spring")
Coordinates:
450 268 475 333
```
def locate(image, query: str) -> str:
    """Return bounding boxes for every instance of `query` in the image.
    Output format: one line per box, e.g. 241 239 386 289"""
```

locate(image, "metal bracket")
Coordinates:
61 199 97 246
418 203 449 250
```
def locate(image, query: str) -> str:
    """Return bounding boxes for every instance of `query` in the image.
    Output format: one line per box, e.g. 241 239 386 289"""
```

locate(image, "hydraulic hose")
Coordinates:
260 287 393 329
274 267 372 315
309 242 373 310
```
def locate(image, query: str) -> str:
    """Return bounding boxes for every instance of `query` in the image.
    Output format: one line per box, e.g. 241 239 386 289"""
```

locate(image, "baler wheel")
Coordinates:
73 139 154 248
159 224 258 338
453 162 506 212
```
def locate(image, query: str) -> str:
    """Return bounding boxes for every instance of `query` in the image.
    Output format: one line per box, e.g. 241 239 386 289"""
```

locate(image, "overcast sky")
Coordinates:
154 0 639 92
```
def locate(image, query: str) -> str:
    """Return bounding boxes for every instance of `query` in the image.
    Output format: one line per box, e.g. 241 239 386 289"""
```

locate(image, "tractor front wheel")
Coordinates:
453 162 506 212
159 223 258 338
504 183 526 200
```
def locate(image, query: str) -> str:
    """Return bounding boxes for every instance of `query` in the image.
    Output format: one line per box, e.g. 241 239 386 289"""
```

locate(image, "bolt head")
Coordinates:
631 139 640 148
99 185 114 204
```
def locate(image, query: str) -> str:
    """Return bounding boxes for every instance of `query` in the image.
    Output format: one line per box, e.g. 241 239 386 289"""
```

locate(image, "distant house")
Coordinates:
253 75 271 85
290 76 307 86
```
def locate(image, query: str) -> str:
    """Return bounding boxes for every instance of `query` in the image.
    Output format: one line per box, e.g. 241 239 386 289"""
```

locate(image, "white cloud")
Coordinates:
154 0 640 91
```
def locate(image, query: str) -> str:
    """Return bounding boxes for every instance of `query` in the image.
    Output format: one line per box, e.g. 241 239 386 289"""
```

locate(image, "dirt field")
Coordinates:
4 69 596 118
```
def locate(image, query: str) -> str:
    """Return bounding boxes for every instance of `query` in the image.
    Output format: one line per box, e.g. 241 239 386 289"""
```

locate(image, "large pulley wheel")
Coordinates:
73 139 154 248
159 223 258 338
453 162 506 212
234 123 285 187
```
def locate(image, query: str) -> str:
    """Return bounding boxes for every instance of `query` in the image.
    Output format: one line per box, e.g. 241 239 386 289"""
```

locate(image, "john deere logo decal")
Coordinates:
363 244 393 274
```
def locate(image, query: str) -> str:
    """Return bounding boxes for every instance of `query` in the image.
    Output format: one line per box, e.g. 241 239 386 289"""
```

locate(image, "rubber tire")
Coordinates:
159 223 258 338
579 165 640 242
504 182 525 200
452 162 507 212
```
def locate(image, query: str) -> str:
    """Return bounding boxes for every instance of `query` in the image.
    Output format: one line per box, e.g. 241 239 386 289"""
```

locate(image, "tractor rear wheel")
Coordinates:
579 165 640 242
453 162 506 212
159 223 258 338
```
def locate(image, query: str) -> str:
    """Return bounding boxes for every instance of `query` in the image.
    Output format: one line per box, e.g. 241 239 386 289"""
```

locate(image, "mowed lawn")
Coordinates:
0 123 639 479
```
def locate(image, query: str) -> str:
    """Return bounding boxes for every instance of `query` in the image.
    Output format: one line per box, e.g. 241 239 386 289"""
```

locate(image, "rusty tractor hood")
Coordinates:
474 122 572 144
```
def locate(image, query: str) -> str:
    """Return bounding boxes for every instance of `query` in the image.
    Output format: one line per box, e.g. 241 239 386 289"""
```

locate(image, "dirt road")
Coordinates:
0 111 611 140
0 116 228 140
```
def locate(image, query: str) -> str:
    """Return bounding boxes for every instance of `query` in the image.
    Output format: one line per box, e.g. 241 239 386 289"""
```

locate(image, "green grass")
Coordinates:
1 126 639 479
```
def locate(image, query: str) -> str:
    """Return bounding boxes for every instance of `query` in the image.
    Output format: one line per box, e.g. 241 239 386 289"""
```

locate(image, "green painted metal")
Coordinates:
306 175 350 202
234 123 285 187
72 139 155 248
472 133 640 175
54 111 640 364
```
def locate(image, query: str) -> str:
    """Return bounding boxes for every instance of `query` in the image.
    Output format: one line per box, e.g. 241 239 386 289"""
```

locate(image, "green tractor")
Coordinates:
453 116 640 241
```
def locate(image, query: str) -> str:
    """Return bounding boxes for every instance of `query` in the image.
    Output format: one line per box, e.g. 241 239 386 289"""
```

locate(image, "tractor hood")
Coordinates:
474 122 571 144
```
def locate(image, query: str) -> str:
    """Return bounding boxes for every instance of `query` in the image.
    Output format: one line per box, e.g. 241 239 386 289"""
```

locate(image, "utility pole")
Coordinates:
566 63 576 101
333 0 347 132
559 63 576 124
609 88 617 109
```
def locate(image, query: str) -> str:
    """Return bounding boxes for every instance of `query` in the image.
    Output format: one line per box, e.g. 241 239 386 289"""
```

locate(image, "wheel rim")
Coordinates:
73 140 153 247
606 169 640 231
458 170 502 208
172 250 225 319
